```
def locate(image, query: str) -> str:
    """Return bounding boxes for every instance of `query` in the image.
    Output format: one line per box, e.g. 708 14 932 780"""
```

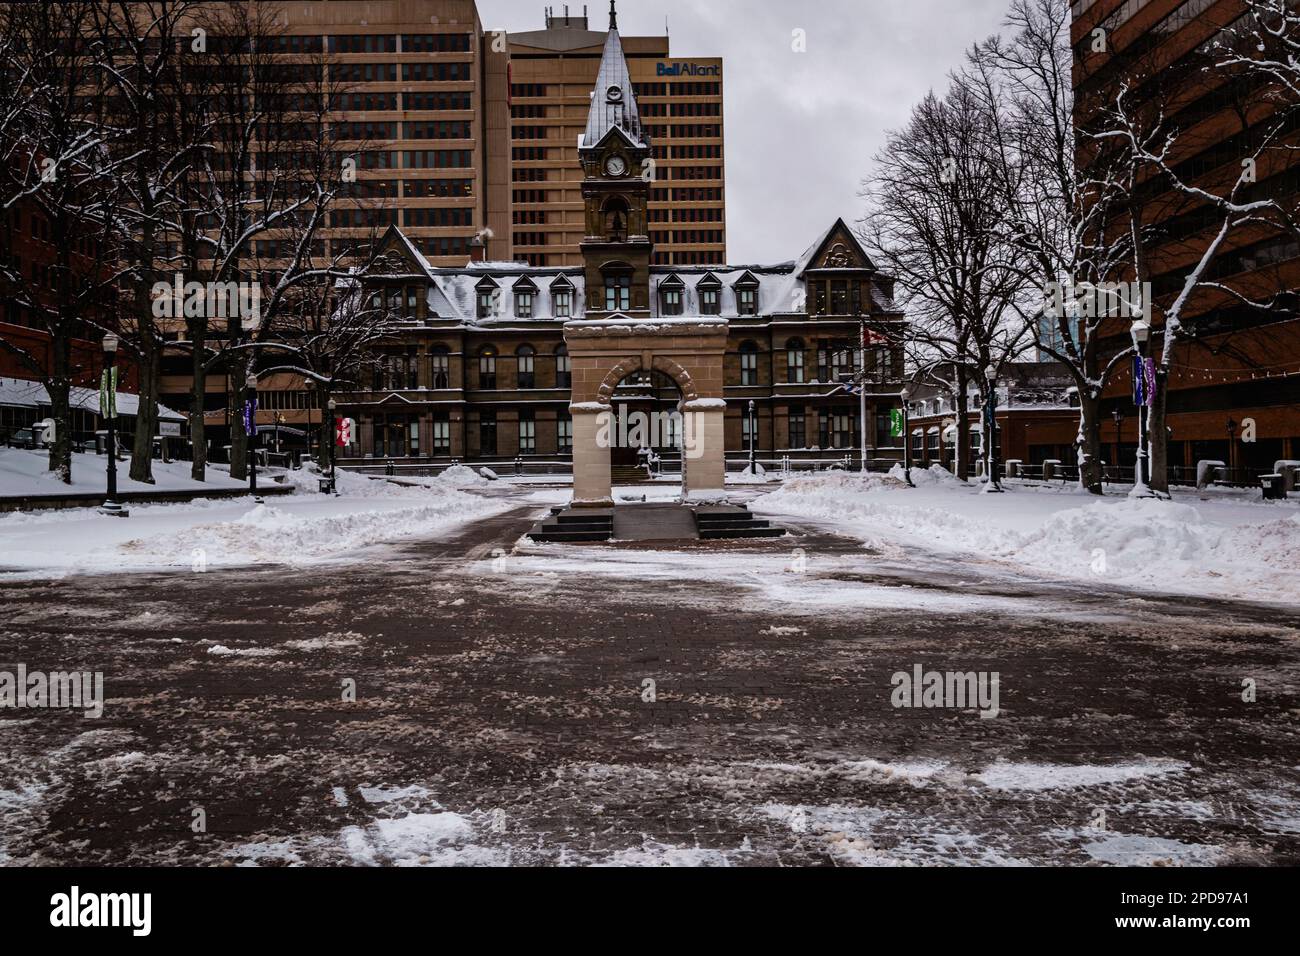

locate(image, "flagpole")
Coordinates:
859 319 868 474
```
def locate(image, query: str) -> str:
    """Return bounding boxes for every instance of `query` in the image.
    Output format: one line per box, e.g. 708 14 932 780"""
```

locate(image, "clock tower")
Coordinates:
578 1 653 318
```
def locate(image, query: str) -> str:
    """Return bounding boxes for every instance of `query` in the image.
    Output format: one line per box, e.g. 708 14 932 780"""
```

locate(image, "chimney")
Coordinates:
469 234 487 264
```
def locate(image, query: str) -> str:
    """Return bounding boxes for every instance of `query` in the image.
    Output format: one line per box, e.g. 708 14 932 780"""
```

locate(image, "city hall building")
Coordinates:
335 8 906 487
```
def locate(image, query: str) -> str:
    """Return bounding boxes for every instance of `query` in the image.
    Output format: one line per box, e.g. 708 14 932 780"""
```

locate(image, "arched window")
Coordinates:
555 344 571 389
478 346 498 390
429 345 450 390
739 340 760 387
516 344 536 389
785 338 805 384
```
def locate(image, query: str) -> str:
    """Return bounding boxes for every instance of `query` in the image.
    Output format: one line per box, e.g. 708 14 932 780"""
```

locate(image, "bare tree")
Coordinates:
91 0 200 484
861 69 1033 484
0 1 128 483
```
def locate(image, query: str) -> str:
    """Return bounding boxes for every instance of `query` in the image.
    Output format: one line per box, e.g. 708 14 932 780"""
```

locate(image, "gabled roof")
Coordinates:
581 10 645 151
794 218 877 276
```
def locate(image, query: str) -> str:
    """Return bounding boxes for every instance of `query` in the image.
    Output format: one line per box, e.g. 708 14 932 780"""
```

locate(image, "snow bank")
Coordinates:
0 479 509 577
0 447 244 498
433 464 489 487
756 473 1300 602
889 463 963 486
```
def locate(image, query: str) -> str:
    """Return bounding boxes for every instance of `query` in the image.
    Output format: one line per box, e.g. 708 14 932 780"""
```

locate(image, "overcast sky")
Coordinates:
478 0 1014 262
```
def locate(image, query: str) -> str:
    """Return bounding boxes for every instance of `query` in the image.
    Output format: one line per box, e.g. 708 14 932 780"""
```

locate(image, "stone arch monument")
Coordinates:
565 318 728 507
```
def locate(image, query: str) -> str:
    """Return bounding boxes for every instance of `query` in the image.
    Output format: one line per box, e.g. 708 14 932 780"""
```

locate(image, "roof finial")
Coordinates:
609 0 617 31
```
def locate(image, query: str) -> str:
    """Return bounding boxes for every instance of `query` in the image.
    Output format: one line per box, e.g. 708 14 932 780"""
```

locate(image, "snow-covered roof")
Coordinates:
352 221 903 326
0 377 185 422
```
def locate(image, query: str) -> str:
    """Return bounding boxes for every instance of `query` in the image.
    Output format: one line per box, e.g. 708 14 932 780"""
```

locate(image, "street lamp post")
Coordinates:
99 334 128 518
327 398 338 495
245 371 262 502
747 399 756 474
900 388 915 488
1130 319 1154 498
984 366 1004 493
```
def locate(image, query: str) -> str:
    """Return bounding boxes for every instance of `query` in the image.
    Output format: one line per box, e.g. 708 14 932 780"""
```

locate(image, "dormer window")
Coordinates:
660 276 684 316
551 276 575 318
738 287 756 315
475 278 499 319
734 274 759 316
698 274 721 315
514 279 538 319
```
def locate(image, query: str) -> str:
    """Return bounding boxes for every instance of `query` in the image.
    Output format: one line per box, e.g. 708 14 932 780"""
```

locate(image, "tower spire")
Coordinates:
609 0 617 31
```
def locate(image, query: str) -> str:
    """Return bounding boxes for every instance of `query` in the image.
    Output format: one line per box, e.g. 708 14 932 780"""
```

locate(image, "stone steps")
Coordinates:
694 506 787 541
527 508 614 543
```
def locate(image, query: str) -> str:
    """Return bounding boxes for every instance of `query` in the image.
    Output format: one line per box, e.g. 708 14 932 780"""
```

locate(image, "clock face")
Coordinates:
605 156 627 177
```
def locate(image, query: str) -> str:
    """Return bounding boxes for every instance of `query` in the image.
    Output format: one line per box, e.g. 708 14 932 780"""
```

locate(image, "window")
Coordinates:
736 285 757 316
430 347 450 390
479 411 497 456
830 280 850 315
478 347 497 390
518 410 536 454
742 412 756 450
788 411 806 450
515 286 535 319
555 345 571 389
661 285 683 316
516 345 536 389
820 408 854 449
557 413 573 454
553 287 572 318
432 414 451 455
786 339 805 384
739 341 759 387
476 281 498 319
819 341 854 383
605 273 631 311
699 283 720 315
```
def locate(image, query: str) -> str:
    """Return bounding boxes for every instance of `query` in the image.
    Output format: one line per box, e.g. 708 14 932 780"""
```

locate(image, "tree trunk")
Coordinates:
1148 368 1170 495
129 333 159 483
1076 392 1104 495
953 368 969 481
189 328 207 482
46 332 73 483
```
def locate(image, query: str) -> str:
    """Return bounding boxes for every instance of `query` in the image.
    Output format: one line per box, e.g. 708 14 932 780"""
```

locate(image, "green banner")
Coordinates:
889 407 904 439
99 368 117 419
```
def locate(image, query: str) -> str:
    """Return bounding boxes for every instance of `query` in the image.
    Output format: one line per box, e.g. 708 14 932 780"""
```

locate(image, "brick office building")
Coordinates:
1072 0 1300 480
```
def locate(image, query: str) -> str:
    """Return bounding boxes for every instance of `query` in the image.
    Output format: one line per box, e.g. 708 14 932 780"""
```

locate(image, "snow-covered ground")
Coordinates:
0 465 510 578
0 447 246 497
753 467 1300 603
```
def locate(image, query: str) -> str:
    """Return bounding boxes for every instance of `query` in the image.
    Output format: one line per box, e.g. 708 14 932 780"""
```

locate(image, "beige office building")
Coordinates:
486 7 726 267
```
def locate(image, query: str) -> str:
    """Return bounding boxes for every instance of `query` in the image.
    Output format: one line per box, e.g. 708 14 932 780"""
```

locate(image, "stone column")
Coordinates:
571 403 613 507
681 398 726 501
